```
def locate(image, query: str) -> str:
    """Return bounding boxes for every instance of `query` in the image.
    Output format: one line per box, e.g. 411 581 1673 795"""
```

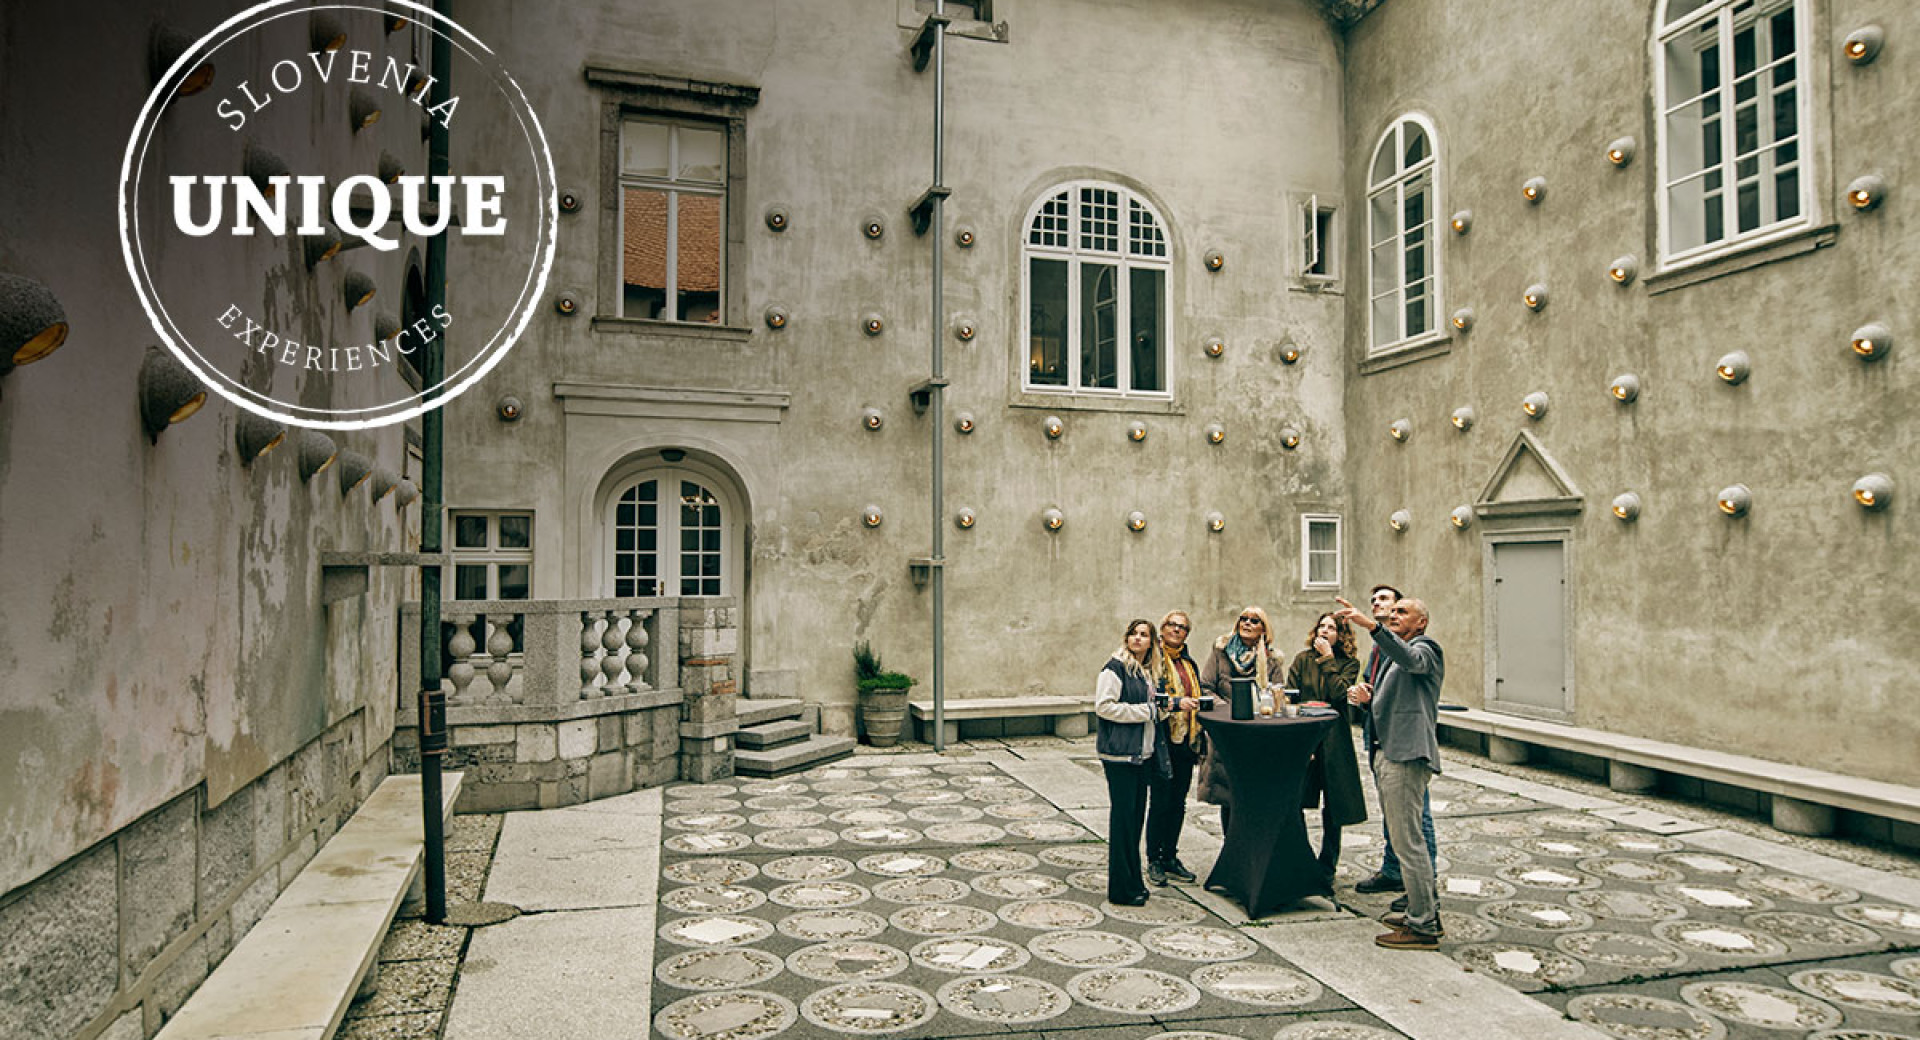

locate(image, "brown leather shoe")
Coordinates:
1383 912 1444 936
1374 925 1440 950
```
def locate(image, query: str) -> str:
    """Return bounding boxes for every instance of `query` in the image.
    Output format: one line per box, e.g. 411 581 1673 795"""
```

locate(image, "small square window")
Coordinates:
449 511 534 600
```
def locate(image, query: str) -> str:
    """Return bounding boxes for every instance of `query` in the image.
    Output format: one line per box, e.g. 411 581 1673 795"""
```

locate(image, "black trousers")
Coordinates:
1103 760 1151 902
1146 740 1199 865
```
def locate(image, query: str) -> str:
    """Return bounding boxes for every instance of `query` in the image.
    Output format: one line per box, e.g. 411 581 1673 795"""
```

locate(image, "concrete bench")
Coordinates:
1440 707 1920 837
909 696 1092 744
157 771 462 1040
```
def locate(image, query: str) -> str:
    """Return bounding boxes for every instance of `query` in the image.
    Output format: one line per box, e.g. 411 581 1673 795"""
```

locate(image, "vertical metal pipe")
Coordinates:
416 0 455 924
930 0 947 753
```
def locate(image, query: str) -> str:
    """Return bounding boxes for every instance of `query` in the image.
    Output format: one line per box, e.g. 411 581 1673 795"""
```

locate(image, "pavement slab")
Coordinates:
443 906 659 1040
483 789 662 911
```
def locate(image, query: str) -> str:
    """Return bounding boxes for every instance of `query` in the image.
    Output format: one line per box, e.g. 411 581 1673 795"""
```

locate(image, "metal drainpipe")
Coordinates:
416 0 455 925
930 0 948 753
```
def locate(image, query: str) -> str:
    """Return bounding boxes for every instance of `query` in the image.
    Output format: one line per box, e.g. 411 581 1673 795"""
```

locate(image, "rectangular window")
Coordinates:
1028 257 1069 386
449 511 533 601
1301 514 1341 590
1302 196 1337 279
620 119 726 323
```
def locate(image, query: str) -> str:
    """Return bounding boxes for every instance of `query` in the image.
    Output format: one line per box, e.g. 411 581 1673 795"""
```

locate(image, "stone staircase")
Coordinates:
733 697 854 777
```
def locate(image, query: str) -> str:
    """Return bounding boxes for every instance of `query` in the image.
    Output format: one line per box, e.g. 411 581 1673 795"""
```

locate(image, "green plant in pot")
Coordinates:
853 641 917 748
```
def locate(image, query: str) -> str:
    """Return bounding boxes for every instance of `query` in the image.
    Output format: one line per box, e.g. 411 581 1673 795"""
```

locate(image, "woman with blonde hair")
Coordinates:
1195 606 1284 835
1146 610 1203 886
1287 612 1367 879
1094 618 1167 906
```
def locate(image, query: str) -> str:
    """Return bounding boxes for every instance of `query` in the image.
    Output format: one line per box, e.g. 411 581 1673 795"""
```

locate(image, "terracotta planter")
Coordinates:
859 686 911 747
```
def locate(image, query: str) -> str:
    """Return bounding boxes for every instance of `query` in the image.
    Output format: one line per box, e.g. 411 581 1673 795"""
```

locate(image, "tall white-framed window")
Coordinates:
1366 116 1439 351
1021 182 1172 396
620 118 726 323
1301 514 1342 590
606 467 737 598
1301 195 1338 282
1656 0 1808 264
450 511 533 600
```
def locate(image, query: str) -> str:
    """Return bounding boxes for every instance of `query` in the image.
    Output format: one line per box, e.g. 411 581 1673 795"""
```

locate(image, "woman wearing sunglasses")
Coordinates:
1195 606 1283 835
1094 618 1167 906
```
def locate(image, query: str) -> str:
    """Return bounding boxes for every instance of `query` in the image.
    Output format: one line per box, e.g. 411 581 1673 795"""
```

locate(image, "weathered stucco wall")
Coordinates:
445 0 1353 731
1340 0 1919 783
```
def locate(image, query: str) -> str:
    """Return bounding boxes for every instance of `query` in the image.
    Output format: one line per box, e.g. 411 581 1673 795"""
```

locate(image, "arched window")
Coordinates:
1022 182 1171 396
1656 0 1809 262
1367 116 1439 351
606 464 738 597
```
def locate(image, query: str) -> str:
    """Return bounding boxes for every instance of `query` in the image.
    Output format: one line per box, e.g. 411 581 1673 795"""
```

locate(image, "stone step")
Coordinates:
736 718 811 750
734 697 804 727
734 734 856 778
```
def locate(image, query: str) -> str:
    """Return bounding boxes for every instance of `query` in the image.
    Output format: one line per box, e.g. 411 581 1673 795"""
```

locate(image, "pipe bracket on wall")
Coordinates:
908 185 952 236
910 13 952 71
908 377 950 415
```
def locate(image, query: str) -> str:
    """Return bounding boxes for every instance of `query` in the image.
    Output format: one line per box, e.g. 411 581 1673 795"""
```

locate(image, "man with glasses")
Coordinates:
1347 585 1437 906
1147 611 1203 886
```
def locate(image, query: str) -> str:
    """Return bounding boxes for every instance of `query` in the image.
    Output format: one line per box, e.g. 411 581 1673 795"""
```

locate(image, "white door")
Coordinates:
606 467 737 597
1490 538 1570 717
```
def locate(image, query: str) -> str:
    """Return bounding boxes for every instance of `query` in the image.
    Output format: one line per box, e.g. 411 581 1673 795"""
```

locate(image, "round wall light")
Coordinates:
1388 509 1411 532
952 316 976 341
554 290 580 315
310 12 347 52
1451 406 1475 432
297 430 338 482
954 225 976 248
1523 284 1549 311
862 312 885 336
343 270 377 310
1451 210 1472 235
556 186 579 212
236 411 286 463
371 468 400 503
349 88 383 131
954 412 976 435
1204 423 1226 445
1847 174 1887 211
1204 250 1225 272
1127 511 1148 532
1205 511 1226 532
304 228 344 268
862 215 885 240
764 304 789 330
394 478 419 507
862 505 883 528
1451 307 1474 331
243 145 290 196
1279 426 1301 450
861 407 884 431
1607 137 1637 167
955 507 976 529
1844 25 1885 65
1851 323 1892 361
1043 415 1064 439
1204 336 1225 358
1853 473 1893 510
0 272 70 372
1609 256 1638 285
1717 484 1752 517
1280 342 1304 364
336 451 374 495
1612 492 1642 522
497 395 523 422
1449 505 1474 530
1127 421 1147 442
1522 176 1548 204
1522 391 1550 419
1388 418 1412 443
150 25 215 96
138 345 207 442
1715 351 1751 385
1610 373 1641 403
1042 507 1065 532
764 204 790 232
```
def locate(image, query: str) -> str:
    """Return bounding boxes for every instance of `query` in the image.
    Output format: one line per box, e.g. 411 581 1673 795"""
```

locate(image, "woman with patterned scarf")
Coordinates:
1195 605 1284 836
1145 610 1204 887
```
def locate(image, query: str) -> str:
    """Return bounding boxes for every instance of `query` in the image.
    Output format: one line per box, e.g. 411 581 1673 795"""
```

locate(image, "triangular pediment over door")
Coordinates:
1474 429 1584 520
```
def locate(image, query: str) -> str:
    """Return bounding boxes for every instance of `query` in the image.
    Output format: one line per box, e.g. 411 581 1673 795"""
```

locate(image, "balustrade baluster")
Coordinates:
600 609 627 695
579 611 602 699
625 609 652 690
485 613 516 700
446 612 478 703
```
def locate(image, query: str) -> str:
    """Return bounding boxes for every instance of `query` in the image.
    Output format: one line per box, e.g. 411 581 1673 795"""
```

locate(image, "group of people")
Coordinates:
1091 585 1447 950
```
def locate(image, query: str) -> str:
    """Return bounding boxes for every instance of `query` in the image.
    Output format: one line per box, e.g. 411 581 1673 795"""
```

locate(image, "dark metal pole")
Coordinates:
417 0 454 924
929 0 947 753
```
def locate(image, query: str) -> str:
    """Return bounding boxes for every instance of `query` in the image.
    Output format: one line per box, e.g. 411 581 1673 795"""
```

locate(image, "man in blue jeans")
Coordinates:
1349 585 1436 907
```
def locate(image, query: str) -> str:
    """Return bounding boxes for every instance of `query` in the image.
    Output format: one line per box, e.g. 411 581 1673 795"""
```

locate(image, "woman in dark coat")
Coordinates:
1094 618 1166 906
1195 606 1284 836
1287 612 1367 878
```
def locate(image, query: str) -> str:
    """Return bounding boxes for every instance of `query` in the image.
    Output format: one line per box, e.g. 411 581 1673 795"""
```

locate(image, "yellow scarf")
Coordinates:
1158 649 1201 744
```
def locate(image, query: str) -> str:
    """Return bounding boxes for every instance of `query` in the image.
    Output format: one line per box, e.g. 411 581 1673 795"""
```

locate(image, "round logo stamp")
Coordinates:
121 0 555 429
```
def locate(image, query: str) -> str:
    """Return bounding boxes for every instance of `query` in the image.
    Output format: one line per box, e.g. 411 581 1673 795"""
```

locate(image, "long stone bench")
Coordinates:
1439 707 1920 836
156 771 463 1040
909 696 1092 744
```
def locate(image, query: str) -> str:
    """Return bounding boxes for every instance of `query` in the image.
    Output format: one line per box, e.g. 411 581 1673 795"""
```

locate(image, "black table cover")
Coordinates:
1198 707 1337 918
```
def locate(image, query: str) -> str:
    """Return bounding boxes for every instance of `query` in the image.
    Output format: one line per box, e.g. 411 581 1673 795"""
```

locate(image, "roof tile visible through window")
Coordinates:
624 193 721 291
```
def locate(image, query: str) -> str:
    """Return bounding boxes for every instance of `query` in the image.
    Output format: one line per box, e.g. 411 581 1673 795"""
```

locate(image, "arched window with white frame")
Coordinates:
1367 116 1439 351
1021 182 1172 396
1656 0 1810 263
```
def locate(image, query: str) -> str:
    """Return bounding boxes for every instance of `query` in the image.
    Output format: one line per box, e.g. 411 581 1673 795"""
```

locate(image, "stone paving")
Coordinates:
415 734 1920 1040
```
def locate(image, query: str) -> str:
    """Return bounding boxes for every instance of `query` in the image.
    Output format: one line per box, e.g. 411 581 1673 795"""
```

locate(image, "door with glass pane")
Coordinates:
608 469 735 597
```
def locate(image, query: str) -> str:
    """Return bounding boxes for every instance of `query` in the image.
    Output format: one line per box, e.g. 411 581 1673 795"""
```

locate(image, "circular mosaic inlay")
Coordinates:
1449 842 1536 867
1027 929 1146 968
984 801 1059 821
1104 895 1207 925
951 773 1018 786
672 798 744 814
936 974 1071 1024
871 765 931 777
911 936 1032 974
748 810 828 829
1140 925 1258 962
770 880 870 909
999 898 1103 930
1578 857 1688 884
1438 874 1517 902
1466 790 1538 811
776 909 888 942
818 792 890 809
1515 837 1607 860
906 805 982 823
664 858 759 886
798 981 937 1034
1466 816 1545 838
662 884 768 915
1565 993 1727 1040
857 852 945 877
892 777 950 790
668 783 739 799
920 822 1005 844
1656 882 1773 913
829 808 907 827
785 941 908 983
754 828 839 851
1495 864 1600 891
1452 943 1585 985
762 855 856 882
655 989 795 1040
1568 889 1689 922
1835 904 1920 934
1189 962 1321 1007
972 873 1068 900
744 794 819 811
1038 844 1108 869
1659 852 1761 877
659 914 777 949
966 787 1037 804
889 903 998 936
1594 831 1686 854
1066 870 1108 895
1790 970 1920 1016
894 789 965 805
949 848 1039 872
656 947 785 991
1554 931 1688 970
1438 911 1501 943
1533 813 1613 833
937 761 999 775
737 780 806 795
1748 911 1882 948
1273 1025 1404 1040
1740 875 1861 906
1005 819 1088 841
1071 967 1203 1014
811 779 881 794
1894 956 1920 982
872 876 970 904
1479 900 1596 932
840 825 923 847
665 832 755 856
1681 980 1842 1031
1651 920 1789 957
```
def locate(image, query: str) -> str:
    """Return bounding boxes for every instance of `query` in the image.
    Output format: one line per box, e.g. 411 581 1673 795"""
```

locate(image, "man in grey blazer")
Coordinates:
1336 595 1444 949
